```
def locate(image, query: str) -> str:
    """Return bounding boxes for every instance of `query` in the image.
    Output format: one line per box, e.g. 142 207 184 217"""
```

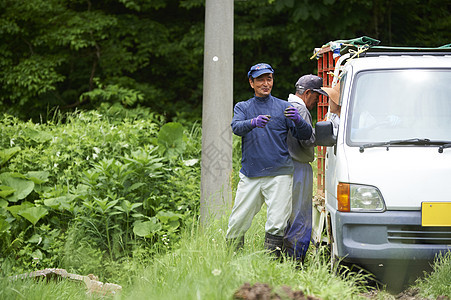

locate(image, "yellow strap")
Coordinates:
348 44 370 60
327 71 342 82
310 45 327 60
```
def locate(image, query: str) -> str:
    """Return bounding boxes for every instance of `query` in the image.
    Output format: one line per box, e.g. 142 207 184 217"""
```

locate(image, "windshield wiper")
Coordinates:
359 138 432 153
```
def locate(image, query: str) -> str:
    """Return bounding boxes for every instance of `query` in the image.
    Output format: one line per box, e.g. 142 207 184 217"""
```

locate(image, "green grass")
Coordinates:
0 277 91 300
126 209 372 300
415 251 451 299
2 208 449 300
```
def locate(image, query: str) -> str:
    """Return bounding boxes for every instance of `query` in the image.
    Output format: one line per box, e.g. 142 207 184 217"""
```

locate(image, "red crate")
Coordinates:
316 46 338 196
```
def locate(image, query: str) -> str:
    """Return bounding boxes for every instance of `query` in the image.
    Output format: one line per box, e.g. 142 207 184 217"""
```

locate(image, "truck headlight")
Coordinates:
337 183 386 212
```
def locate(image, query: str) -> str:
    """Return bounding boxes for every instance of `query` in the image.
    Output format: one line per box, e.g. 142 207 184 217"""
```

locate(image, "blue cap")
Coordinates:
247 63 274 78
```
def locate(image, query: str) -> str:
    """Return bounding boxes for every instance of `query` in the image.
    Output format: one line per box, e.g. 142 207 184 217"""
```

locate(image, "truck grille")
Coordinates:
387 225 451 244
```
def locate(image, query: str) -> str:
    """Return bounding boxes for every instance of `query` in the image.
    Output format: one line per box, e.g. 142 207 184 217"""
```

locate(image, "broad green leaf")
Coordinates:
0 199 8 208
157 211 182 223
26 171 50 184
43 195 74 211
0 185 16 199
128 182 146 191
7 201 34 218
0 147 21 167
18 206 48 225
1 172 26 179
0 173 34 202
28 234 42 244
44 197 62 209
133 218 162 237
168 219 180 229
157 122 186 158
23 128 52 143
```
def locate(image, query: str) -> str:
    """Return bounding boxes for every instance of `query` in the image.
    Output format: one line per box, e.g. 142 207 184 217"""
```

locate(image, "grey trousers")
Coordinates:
226 173 292 239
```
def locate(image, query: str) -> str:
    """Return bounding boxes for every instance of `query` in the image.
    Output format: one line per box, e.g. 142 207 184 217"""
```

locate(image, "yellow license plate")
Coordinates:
422 202 451 227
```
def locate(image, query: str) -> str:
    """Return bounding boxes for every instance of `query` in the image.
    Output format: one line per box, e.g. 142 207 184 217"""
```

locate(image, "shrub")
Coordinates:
0 104 201 277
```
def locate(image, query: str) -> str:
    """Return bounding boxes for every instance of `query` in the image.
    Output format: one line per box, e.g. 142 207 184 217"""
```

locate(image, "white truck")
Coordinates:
312 40 451 287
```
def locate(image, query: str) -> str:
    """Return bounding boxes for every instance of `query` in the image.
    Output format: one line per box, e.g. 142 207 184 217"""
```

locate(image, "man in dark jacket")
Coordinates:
226 63 312 257
283 74 328 263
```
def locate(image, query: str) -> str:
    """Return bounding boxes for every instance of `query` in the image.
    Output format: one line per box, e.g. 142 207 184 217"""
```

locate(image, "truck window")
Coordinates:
347 69 451 144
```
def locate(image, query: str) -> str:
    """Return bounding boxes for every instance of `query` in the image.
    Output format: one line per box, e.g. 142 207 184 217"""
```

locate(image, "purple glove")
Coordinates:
284 106 301 124
251 115 271 128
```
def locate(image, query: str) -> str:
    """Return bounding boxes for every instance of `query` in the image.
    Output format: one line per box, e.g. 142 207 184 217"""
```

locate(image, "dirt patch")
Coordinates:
234 283 450 300
361 287 450 300
233 282 320 300
395 288 428 300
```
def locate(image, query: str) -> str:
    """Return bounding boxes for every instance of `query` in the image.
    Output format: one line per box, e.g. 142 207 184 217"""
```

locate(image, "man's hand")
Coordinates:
284 106 301 124
251 115 271 128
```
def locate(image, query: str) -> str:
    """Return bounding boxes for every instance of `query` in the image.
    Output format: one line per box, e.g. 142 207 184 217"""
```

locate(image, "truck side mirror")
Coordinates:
315 121 337 146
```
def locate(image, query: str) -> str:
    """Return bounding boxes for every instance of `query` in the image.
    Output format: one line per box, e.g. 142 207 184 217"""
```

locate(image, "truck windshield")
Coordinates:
348 69 451 144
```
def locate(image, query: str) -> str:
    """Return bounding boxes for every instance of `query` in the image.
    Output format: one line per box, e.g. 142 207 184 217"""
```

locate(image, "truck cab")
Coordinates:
313 43 451 286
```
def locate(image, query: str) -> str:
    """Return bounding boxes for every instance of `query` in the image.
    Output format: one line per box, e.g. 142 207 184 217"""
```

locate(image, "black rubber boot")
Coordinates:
264 233 283 259
227 236 244 252
294 255 305 269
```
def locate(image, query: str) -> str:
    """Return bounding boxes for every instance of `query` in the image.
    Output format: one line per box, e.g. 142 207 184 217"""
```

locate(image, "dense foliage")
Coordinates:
0 0 449 292
0 105 201 280
1 0 449 121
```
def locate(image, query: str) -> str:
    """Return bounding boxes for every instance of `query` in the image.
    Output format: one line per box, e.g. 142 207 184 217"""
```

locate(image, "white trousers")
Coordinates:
226 173 293 239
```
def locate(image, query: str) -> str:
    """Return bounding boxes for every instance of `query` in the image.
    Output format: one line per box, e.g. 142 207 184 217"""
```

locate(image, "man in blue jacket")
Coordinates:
226 63 312 257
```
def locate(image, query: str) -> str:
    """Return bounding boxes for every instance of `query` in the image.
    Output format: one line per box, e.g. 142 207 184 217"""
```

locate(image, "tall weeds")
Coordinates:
127 210 371 300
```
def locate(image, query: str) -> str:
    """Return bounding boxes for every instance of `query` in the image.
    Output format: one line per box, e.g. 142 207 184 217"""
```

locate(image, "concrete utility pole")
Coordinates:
200 0 234 226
